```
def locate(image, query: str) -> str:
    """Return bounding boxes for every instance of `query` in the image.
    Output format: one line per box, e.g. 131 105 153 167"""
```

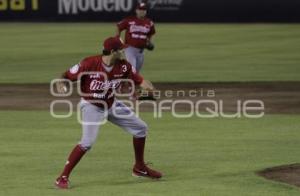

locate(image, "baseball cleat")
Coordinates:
132 164 163 179
55 176 70 189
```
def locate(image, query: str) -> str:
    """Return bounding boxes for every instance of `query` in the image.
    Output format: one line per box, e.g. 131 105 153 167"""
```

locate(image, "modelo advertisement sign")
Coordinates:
0 0 299 22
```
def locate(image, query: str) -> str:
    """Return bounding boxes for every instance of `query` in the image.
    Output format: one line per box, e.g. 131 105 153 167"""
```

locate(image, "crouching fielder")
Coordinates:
54 37 162 189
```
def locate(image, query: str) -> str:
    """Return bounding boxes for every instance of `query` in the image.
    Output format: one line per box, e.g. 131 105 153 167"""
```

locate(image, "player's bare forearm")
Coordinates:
148 35 153 42
116 28 122 37
139 80 155 91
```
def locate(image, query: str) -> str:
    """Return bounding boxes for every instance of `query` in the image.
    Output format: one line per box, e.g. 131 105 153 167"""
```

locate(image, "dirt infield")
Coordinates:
258 164 300 187
0 82 299 113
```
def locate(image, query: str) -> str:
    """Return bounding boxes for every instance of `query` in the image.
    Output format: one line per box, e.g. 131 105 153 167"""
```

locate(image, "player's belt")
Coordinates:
129 45 144 53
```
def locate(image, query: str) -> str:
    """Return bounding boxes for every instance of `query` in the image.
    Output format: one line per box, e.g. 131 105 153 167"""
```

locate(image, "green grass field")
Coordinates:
1 111 300 196
0 23 300 83
1 23 299 195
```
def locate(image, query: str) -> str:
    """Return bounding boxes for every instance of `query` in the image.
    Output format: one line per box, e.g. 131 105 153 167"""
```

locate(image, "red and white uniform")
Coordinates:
117 16 155 49
63 55 143 108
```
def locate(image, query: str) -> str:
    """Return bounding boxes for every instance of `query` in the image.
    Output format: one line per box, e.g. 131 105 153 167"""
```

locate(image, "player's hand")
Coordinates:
140 80 155 91
56 81 68 94
138 80 158 101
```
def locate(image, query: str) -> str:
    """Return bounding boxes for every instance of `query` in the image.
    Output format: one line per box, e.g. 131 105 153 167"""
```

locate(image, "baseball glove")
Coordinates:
137 89 157 101
145 41 155 51
138 95 157 101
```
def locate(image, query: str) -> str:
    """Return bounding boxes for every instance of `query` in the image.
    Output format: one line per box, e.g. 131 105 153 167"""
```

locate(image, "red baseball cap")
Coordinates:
136 2 147 10
103 37 125 51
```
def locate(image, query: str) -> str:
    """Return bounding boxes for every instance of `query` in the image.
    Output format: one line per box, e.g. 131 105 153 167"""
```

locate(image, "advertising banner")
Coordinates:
0 0 299 22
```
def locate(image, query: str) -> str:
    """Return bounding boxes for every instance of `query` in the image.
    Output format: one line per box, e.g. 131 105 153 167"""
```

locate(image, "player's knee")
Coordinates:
79 138 97 150
78 144 91 151
135 121 148 138
79 142 93 150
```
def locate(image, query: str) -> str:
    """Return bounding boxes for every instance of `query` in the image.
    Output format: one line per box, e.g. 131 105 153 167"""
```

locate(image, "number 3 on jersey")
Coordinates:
122 65 127 72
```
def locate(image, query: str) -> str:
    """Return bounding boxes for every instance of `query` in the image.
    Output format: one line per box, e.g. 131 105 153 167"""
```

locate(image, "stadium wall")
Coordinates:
0 0 299 22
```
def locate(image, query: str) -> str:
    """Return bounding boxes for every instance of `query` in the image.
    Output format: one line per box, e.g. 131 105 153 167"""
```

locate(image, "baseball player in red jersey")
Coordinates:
116 2 155 73
54 37 162 189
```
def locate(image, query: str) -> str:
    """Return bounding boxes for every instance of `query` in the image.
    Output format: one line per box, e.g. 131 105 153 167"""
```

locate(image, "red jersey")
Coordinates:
63 55 143 108
117 16 155 49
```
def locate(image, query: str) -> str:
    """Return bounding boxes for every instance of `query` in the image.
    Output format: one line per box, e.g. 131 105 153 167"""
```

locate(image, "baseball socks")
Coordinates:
133 137 146 168
55 144 87 188
132 137 163 179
